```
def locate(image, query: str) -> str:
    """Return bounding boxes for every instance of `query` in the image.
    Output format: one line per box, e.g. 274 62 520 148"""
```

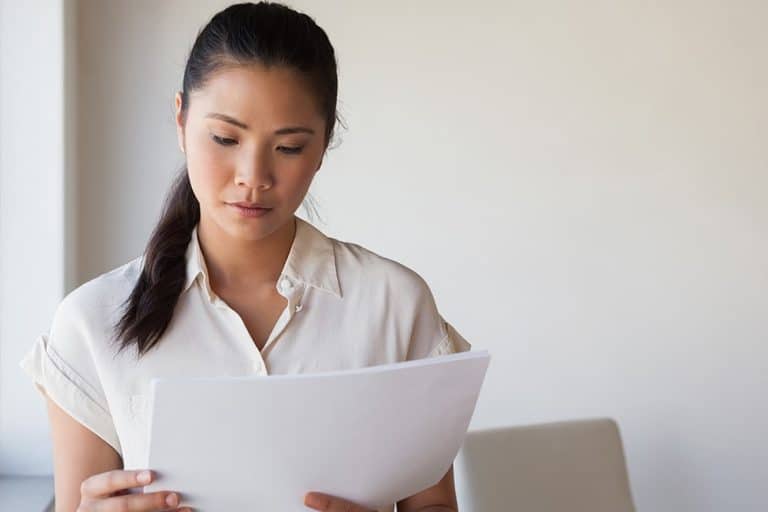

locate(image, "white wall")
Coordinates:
6 1 767 510
0 0 68 474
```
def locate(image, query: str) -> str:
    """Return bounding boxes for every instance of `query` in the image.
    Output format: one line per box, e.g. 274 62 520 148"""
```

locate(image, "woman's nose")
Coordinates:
235 150 274 190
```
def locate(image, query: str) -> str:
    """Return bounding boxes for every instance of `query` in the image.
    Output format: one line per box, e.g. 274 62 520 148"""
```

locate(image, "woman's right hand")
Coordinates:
78 469 190 511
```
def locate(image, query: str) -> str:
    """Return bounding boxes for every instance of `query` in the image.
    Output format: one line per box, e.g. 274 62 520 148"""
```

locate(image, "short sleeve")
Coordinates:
427 318 472 357
403 272 472 360
19 290 122 454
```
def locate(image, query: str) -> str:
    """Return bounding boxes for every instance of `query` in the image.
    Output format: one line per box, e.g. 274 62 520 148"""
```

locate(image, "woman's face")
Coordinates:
174 63 327 241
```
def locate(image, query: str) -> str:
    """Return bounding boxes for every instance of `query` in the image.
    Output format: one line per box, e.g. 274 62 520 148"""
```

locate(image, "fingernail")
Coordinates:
304 493 327 510
166 493 179 507
137 470 151 484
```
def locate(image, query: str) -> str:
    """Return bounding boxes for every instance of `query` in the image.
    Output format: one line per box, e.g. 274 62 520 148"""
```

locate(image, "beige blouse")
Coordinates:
20 216 471 511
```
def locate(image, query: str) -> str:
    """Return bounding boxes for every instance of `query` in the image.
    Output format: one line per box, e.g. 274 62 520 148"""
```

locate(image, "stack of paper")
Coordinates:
144 350 490 511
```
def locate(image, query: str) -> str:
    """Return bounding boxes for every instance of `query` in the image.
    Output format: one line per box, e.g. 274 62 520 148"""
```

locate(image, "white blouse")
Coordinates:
20 216 471 511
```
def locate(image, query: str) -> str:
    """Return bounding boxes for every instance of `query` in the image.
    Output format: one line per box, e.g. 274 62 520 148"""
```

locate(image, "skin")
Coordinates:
45 63 457 511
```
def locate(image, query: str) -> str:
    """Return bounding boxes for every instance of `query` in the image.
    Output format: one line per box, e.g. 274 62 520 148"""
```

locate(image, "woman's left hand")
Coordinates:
304 491 375 511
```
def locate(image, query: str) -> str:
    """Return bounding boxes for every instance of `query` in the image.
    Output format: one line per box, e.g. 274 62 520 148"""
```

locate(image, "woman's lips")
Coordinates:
228 203 273 218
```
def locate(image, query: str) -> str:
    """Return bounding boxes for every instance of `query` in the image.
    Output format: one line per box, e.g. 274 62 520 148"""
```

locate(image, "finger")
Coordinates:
81 470 154 499
89 490 183 512
304 492 372 512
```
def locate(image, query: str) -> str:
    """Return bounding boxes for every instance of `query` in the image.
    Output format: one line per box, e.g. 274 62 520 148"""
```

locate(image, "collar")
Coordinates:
182 217 341 300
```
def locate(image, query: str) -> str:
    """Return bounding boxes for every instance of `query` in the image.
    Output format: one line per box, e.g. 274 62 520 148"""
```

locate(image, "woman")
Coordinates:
21 2 470 511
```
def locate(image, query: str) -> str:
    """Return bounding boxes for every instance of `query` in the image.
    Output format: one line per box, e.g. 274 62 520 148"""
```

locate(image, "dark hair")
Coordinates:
113 1 340 356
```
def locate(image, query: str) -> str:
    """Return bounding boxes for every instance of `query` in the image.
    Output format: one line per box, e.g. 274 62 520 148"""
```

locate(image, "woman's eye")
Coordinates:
211 134 237 146
278 146 304 155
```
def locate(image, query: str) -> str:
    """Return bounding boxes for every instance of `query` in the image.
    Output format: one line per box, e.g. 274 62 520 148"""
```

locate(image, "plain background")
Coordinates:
1 1 766 511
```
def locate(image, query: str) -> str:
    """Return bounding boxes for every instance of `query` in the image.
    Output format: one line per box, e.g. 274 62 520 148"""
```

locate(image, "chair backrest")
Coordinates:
454 417 636 512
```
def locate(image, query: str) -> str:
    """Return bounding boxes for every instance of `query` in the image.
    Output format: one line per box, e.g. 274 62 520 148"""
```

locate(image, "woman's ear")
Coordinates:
174 91 186 154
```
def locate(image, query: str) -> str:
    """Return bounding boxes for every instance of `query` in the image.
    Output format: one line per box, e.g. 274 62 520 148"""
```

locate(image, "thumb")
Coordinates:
304 492 374 511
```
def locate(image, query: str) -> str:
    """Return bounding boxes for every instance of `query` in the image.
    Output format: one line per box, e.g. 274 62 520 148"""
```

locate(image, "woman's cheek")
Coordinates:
196 146 232 189
188 160 224 209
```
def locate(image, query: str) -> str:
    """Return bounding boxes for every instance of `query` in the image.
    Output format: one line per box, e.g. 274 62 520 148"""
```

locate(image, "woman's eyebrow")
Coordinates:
274 126 315 135
204 112 315 135
205 112 249 129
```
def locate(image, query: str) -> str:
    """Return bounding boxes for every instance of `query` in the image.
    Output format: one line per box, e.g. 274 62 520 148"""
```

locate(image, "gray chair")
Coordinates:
454 417 636 511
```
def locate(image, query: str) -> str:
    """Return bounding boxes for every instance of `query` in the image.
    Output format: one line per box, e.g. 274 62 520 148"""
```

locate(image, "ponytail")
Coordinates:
113 170 199 355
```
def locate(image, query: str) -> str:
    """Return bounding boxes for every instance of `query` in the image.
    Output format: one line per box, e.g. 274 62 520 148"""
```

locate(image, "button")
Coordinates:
278 276 294 293
294 303 303 312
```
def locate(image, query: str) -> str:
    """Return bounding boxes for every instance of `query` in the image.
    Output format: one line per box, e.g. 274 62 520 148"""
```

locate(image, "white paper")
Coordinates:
144 350 490 511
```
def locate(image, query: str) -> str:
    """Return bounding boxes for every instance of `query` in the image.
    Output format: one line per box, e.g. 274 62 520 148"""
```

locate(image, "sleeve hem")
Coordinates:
427 320 472 357
20 335 123 456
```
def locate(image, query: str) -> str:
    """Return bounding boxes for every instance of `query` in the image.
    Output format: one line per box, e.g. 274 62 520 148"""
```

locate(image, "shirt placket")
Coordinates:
215 275 305 376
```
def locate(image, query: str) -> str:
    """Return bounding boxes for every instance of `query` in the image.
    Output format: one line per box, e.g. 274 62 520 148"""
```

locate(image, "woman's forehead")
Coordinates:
189 64 324 125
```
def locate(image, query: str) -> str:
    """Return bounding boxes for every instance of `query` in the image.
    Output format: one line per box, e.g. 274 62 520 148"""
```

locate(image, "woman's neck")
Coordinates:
196 215 297 292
